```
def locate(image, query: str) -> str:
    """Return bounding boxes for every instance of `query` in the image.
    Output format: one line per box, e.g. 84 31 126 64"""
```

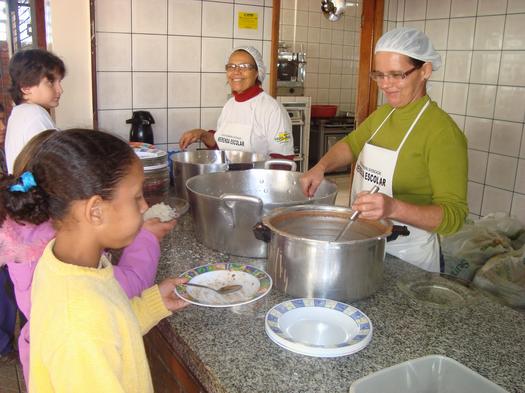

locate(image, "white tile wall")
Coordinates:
96 33 132 72
388 0 525 224
132 0 168 34
96 0 272 152
168 0 202 36
279 1 361 113
427 0 451 19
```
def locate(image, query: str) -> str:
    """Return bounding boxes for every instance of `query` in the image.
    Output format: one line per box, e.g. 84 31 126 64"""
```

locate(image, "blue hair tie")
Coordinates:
9 171 37 193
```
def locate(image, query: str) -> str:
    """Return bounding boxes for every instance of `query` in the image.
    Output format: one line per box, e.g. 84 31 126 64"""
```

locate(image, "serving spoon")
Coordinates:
182 282 242 295
334 185 380 241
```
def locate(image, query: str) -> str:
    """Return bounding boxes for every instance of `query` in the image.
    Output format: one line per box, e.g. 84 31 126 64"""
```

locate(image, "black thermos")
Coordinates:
127 111 155 144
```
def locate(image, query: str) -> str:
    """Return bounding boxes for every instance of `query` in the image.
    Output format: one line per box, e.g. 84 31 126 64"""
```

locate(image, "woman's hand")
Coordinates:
143 218 177 242
179 129 207 150
158 277 190 312
300 165 325 197
351 192 397 221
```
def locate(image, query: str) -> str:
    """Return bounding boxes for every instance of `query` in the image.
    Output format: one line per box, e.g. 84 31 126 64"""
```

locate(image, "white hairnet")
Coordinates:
375 27 442 71
230 46 266 83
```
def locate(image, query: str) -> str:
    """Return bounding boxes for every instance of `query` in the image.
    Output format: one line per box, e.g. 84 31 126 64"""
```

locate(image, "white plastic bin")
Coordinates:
349 355 508 393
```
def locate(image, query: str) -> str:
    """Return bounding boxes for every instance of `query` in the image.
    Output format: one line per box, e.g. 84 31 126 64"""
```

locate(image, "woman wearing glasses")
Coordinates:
301 27 468 273
178 46 294 160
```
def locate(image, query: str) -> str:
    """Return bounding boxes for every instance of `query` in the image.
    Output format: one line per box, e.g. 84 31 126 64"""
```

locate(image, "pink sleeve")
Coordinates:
113 228 160 298
6 260 37 319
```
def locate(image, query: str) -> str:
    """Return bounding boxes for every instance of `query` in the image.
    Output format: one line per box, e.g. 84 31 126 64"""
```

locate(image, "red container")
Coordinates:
311 105 338 118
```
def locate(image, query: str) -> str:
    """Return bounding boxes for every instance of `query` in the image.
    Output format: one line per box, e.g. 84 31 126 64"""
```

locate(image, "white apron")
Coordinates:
215 121 253 153
350 99 440 272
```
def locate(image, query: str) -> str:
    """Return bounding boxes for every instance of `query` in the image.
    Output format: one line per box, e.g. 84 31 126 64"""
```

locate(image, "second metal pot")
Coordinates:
254 205 408 302
186 168 337 258
172 150 267 200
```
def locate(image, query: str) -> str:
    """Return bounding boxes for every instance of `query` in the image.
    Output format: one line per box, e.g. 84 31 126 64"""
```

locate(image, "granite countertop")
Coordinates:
155 212 525 393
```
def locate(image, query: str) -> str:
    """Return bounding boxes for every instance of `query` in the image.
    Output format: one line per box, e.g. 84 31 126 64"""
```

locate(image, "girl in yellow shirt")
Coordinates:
0 129 188 393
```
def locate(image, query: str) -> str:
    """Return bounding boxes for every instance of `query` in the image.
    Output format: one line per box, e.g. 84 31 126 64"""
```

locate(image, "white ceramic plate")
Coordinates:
175 263 272 307
265 298 372 357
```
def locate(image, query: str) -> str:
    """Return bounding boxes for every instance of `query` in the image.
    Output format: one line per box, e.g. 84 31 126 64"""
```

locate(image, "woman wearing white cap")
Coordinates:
179 46 294 160
301 27 468 272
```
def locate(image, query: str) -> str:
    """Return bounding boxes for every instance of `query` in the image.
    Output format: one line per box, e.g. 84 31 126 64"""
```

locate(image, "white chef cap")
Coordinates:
229 46 266 83
374 27 442 71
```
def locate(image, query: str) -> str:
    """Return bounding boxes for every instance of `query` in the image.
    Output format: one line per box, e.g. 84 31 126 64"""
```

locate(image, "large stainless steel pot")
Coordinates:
172 150 267 200
186 166 338 258
253 205 409 302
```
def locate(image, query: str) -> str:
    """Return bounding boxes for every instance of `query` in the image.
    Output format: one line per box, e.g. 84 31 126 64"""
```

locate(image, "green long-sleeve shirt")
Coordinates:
342 95 468 236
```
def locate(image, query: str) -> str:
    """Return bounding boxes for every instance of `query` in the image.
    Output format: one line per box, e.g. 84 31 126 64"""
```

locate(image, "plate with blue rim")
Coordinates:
175 262 272 307
265 298 373 357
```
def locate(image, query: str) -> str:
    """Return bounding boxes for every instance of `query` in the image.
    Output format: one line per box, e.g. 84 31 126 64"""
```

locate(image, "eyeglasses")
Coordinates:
369 66 420 82
225 63 257 72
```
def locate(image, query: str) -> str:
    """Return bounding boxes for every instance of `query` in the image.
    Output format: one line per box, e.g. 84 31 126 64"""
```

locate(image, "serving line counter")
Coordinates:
146 210 525 393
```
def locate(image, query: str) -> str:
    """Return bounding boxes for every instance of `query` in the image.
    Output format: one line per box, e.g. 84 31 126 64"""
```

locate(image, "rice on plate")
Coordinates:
143 202 178 222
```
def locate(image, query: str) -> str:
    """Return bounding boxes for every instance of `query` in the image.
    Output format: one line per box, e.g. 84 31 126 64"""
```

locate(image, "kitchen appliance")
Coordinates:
277 42 306 96
254 205 409 302
309 115 355 173
171 150 267 201
186 164 337 258
278 97 311 172
321 0 359 22
127 111 155 144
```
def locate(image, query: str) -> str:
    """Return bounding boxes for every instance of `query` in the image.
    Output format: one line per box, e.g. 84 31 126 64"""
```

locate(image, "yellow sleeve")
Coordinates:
45 334 126 393
130 285 172 334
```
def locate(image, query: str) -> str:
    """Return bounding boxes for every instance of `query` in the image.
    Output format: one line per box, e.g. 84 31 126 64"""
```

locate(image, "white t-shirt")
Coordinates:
216 91 294 156
5 103 56 174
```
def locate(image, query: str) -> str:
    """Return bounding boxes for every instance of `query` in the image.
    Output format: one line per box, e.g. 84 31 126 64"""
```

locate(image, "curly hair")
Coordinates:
0 129 136 226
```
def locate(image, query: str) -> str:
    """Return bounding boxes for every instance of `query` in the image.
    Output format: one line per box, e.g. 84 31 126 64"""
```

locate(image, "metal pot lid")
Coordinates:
262 204 392 243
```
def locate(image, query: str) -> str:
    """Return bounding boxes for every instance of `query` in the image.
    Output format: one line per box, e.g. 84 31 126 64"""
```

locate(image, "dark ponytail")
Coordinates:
0 129 136 226
0 174 50 225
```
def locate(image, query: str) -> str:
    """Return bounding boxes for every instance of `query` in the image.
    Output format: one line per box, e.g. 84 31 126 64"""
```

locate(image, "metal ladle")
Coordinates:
182 282 242 295
334 185 380 241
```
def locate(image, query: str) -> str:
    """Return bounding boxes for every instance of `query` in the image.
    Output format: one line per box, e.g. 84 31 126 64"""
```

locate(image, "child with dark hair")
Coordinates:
5 48 66 173
0 129 179 387
0 129 188 392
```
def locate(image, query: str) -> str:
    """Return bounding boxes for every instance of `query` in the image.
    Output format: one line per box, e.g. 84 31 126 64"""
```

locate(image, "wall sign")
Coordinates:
238 12 258 30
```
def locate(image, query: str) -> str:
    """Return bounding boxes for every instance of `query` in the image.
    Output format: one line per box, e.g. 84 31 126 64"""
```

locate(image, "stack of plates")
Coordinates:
265 298 373 357
132 143 168 169
131 144 169 205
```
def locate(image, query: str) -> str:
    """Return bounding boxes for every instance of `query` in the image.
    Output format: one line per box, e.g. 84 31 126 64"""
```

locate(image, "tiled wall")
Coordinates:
383 0 525 224
94 0 273 152
279 0 361 114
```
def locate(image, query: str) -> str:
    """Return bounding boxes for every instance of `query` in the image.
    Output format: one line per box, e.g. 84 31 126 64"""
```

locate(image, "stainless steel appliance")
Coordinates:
309 115 355 173
279 98 311 172
277 42 306 96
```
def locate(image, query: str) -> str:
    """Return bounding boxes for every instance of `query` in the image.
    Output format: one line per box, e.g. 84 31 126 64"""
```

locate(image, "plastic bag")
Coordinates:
474 212 524 242
473 245 525 308
442 224 513 281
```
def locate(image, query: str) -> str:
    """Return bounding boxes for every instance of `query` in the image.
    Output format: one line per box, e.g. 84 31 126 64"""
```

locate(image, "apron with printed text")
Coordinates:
215 106 257 152
350 99 440 272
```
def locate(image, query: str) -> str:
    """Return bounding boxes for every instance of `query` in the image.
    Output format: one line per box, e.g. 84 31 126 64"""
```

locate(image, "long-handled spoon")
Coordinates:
183 282 242 295
334 185 380 241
